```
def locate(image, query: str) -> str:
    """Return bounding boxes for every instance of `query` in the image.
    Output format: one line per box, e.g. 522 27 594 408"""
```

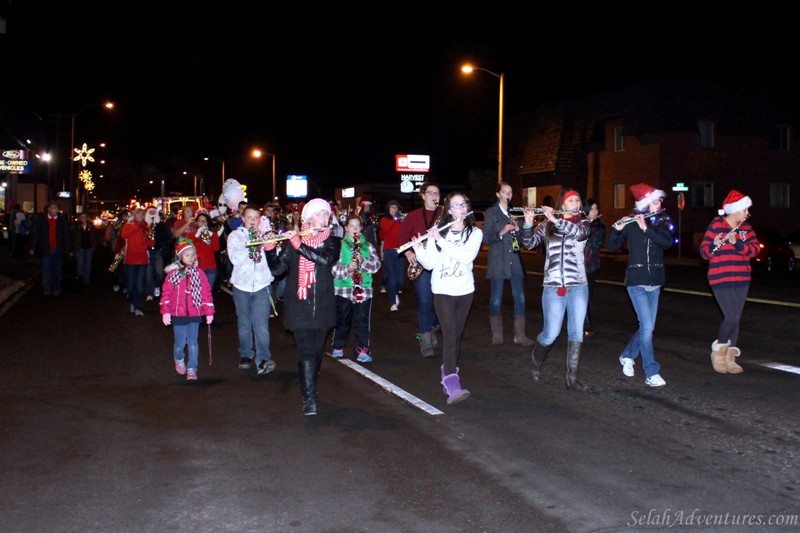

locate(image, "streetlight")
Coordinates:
251 149 276 202
203 157 225 194
70 101 114 214
461 63 504 183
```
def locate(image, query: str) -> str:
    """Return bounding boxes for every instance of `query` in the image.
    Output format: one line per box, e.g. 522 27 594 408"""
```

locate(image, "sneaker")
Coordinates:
395 295 400 306
257 359 276 375
390 304 398 312
135 309 144 317
186 368 198 381
174 358 186 375
154 287 161 298
113 284 120 293
239 357 252 370
380 287 387 293
356 348 373 364
331 348 344 359
645 374 666 387
146 295 154 302
619 356 635 377
130 304 135 314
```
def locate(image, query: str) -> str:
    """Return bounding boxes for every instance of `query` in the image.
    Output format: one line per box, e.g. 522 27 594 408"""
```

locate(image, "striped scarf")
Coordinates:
297 222 331 300
168 263 203 309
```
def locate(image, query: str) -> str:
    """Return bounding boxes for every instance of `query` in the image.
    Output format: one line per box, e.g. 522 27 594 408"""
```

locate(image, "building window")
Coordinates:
691 181 714 207
613 183 626 209
698 120 715 148
614 127 624 152
769 183 790 208
772 125 791 151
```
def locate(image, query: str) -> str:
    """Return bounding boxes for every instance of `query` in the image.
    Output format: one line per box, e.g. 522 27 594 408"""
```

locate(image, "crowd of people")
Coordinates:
10 180 759 414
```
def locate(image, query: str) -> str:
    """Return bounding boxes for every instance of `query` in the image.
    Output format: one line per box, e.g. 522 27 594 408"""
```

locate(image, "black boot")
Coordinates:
298 360 319 415
530 340 553 384
565 340 589 392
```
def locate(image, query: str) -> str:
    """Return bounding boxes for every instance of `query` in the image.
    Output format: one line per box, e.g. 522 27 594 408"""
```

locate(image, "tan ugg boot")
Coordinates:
489 315 503 345
710 340 729 373
725 346 743 374
513 315 534 347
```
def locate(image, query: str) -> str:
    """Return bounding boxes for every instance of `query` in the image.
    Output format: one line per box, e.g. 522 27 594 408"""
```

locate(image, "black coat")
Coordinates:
606 212 674 286
268 234 341 331
31 214 70 256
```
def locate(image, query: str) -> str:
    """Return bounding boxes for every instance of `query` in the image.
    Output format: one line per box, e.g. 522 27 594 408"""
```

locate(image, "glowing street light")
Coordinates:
251 148 276 202
461 64 504 183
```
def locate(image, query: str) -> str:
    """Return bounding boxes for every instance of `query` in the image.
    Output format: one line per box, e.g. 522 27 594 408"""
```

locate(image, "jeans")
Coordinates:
145 250 165 296
74 248 94 283
173 321 201 370
232 285 272 364
42 249 63 295
489 276 526 316
538 285 588 345
413 268 439 333
202 269 218 294
125 264 147 311
620 285 661 378
382 248 406 306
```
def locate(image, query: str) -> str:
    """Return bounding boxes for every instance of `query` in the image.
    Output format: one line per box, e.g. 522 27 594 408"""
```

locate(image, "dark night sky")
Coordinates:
2 2 797 203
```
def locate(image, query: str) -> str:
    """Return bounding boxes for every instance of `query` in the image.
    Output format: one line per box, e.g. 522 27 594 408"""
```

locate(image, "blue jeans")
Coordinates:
75 248 93 283
538 285 588 345
145 250 165 296
232 285 272 364
489 276 526 316
620 285 661 378
173 321 201 370
202 269 218 293
125 264 147 311
413 268 438 333
42 249 63 295
382 248 406 306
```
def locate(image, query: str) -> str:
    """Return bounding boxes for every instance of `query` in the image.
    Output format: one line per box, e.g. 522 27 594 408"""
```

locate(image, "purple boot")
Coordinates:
441 367 470 405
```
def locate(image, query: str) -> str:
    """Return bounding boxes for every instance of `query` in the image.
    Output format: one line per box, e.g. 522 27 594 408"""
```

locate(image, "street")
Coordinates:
1 245 798 532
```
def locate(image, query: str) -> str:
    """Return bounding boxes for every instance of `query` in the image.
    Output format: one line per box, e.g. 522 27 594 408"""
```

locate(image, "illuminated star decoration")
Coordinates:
73 143 96 167
78 169 94 191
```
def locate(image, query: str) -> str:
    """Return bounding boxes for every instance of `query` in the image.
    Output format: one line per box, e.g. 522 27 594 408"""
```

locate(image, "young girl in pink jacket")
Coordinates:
160 238 215 381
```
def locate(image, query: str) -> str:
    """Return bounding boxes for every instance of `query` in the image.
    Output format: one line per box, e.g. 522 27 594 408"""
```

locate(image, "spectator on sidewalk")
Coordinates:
30 200 70 296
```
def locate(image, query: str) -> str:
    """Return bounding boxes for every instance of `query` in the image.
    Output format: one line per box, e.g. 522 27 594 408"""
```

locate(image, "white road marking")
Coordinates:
328 354 445 416
757 361 800 375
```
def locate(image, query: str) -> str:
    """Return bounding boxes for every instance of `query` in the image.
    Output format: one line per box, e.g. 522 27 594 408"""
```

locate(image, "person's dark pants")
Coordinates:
125 263 147 311
293 328 328 401
413 269 439 332
712 284 749 347
42 248 63 295
332 295 372 353
433 292 474 375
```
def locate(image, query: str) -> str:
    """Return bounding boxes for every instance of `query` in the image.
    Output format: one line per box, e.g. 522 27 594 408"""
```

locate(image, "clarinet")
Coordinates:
351 232 365 301
711 216 748 254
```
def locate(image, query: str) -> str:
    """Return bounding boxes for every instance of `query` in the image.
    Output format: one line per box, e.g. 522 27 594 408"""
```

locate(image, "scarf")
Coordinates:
297 222 332 300
167 263 203 309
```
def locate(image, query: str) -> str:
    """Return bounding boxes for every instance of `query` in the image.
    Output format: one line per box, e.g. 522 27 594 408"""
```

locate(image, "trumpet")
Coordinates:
245 226 330 247
612 208 666 228
396 211 474 254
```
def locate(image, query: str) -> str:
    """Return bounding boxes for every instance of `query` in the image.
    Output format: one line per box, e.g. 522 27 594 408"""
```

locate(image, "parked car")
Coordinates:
787 230 800 261
751 227 796 273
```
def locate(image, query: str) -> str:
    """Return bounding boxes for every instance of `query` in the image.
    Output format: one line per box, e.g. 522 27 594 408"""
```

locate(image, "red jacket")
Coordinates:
159 267 215 317
121 221 155 265
187 229 220 270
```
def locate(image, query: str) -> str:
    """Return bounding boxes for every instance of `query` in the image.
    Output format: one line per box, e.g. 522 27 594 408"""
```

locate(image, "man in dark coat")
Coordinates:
30 200 71 296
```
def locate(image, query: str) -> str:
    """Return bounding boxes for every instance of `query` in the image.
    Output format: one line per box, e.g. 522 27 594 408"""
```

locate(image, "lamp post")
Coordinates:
203 157 225 194
251 149 277 202
461 64 504 183
70 101 114 215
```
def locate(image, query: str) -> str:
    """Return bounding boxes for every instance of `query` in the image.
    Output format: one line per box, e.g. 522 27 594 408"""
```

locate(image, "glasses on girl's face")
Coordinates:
450 202 468 210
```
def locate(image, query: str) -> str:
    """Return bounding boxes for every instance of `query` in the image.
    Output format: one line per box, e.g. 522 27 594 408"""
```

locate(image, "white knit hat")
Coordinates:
301 198 331 223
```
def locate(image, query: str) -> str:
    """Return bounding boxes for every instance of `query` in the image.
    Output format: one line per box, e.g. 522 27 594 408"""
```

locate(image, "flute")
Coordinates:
612 208 666 228
509 208 581 218
396 211 474 253
711 216 748 254
245 226 329 246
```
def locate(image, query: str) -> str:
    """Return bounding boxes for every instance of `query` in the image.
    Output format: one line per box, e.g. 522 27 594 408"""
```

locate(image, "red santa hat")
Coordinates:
174 237 195 258
359 195 372 206
630 183 666 211
719 190 752 215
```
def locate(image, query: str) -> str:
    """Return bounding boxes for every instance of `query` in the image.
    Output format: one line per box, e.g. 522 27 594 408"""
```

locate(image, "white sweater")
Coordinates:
414 227 483 296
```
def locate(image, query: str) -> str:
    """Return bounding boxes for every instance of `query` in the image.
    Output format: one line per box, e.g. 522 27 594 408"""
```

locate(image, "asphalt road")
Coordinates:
1 245 798 532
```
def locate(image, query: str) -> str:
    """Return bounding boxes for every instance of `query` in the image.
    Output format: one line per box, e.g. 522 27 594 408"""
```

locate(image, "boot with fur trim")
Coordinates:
441 371 470 405
710 340 729 373
725 346 743 374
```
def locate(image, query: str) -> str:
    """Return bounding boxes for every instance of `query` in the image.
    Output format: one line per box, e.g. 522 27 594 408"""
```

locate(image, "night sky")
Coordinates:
2 2 797 203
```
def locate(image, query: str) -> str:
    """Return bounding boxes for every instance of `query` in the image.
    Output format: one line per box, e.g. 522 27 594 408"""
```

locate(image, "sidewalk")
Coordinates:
0 246 40 308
